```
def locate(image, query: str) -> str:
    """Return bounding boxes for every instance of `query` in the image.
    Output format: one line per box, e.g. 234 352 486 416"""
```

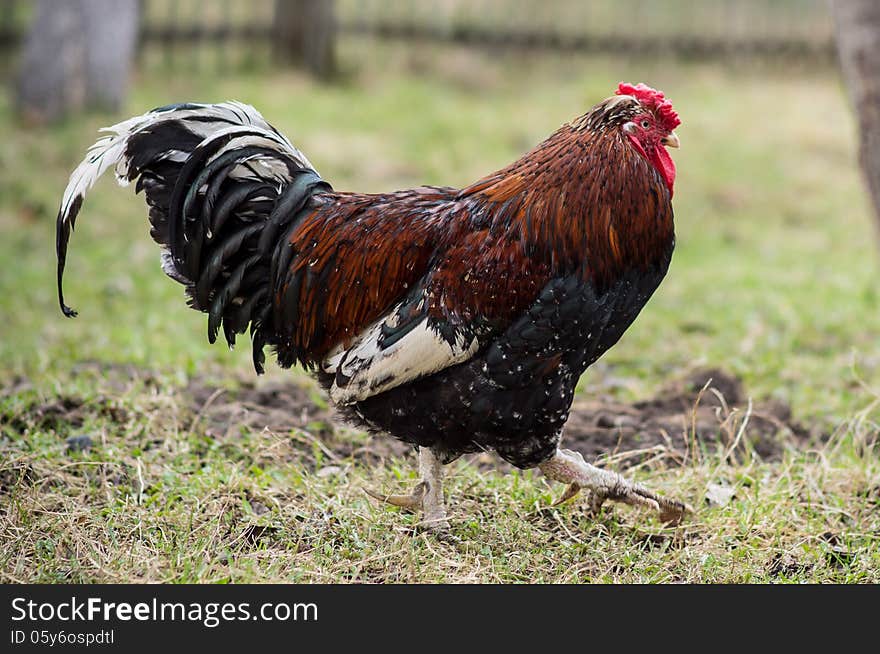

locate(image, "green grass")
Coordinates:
1 39 878 582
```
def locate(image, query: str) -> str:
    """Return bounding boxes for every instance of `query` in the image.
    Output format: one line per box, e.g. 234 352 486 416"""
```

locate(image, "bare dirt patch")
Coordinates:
563 368 813 466
186 377 413 464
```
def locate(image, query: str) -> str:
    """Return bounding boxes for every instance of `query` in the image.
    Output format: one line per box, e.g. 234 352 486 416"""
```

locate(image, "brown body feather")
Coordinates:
274 103 673 369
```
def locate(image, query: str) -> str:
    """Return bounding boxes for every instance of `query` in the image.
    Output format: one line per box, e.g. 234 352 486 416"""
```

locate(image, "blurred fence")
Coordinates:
0 0 837 74
339 0 836 60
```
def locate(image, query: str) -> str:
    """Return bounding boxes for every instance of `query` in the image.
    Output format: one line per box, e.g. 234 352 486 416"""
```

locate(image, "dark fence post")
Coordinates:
0 0 16 50
273 0 336 79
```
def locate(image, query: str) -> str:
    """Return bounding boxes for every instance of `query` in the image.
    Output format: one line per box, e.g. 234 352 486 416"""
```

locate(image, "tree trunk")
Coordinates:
832 0 880 238
14 0 139 124
82 0 140 112
14 1 86 124
274 0 336 79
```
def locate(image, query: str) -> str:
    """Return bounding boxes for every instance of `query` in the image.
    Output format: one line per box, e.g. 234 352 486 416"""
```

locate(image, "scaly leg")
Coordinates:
365 447 448 530
540 448 689 524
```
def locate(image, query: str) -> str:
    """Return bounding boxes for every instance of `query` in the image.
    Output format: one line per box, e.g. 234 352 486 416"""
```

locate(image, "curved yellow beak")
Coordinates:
661 132 680 148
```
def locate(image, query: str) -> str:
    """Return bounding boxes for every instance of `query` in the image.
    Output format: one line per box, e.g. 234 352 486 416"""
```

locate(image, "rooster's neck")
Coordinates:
460 125 675 290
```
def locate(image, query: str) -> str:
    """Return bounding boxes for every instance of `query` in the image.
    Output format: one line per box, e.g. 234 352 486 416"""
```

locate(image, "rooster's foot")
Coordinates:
541 448 691 525
365 447 449 531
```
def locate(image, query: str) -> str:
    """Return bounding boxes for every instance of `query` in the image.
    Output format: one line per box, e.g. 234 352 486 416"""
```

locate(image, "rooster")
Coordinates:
56 82 687 530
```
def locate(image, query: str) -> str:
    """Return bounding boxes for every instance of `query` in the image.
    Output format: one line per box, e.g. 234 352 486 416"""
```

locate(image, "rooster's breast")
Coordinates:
332 262 670 469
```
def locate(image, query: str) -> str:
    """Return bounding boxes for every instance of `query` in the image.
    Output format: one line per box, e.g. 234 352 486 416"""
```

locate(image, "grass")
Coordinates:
1 38 878 582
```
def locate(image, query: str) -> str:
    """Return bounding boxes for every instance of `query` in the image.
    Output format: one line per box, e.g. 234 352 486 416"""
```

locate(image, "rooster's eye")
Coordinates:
640 120 650 129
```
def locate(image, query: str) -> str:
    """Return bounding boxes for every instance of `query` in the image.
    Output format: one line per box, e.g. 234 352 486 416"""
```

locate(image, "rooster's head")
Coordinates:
584 82 681 197
616 82 680 196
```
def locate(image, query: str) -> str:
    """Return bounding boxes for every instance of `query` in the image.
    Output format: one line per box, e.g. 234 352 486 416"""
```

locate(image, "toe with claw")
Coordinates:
364 482 427 512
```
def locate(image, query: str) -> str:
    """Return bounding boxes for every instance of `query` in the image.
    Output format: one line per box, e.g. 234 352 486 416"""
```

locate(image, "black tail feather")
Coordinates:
55 101 330 372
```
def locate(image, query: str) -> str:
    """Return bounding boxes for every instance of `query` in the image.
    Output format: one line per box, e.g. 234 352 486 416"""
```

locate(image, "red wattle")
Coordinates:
626 135 676 198
650 145 676 198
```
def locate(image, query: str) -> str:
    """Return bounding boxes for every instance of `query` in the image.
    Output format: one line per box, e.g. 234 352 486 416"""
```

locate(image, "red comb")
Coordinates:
616 82 681 131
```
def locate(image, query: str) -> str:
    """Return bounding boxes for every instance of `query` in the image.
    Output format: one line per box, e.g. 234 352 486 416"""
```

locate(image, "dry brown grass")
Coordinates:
2 364 877 583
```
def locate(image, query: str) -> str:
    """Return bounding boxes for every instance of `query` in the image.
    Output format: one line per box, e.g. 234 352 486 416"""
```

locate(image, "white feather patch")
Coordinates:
325 313 479 405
